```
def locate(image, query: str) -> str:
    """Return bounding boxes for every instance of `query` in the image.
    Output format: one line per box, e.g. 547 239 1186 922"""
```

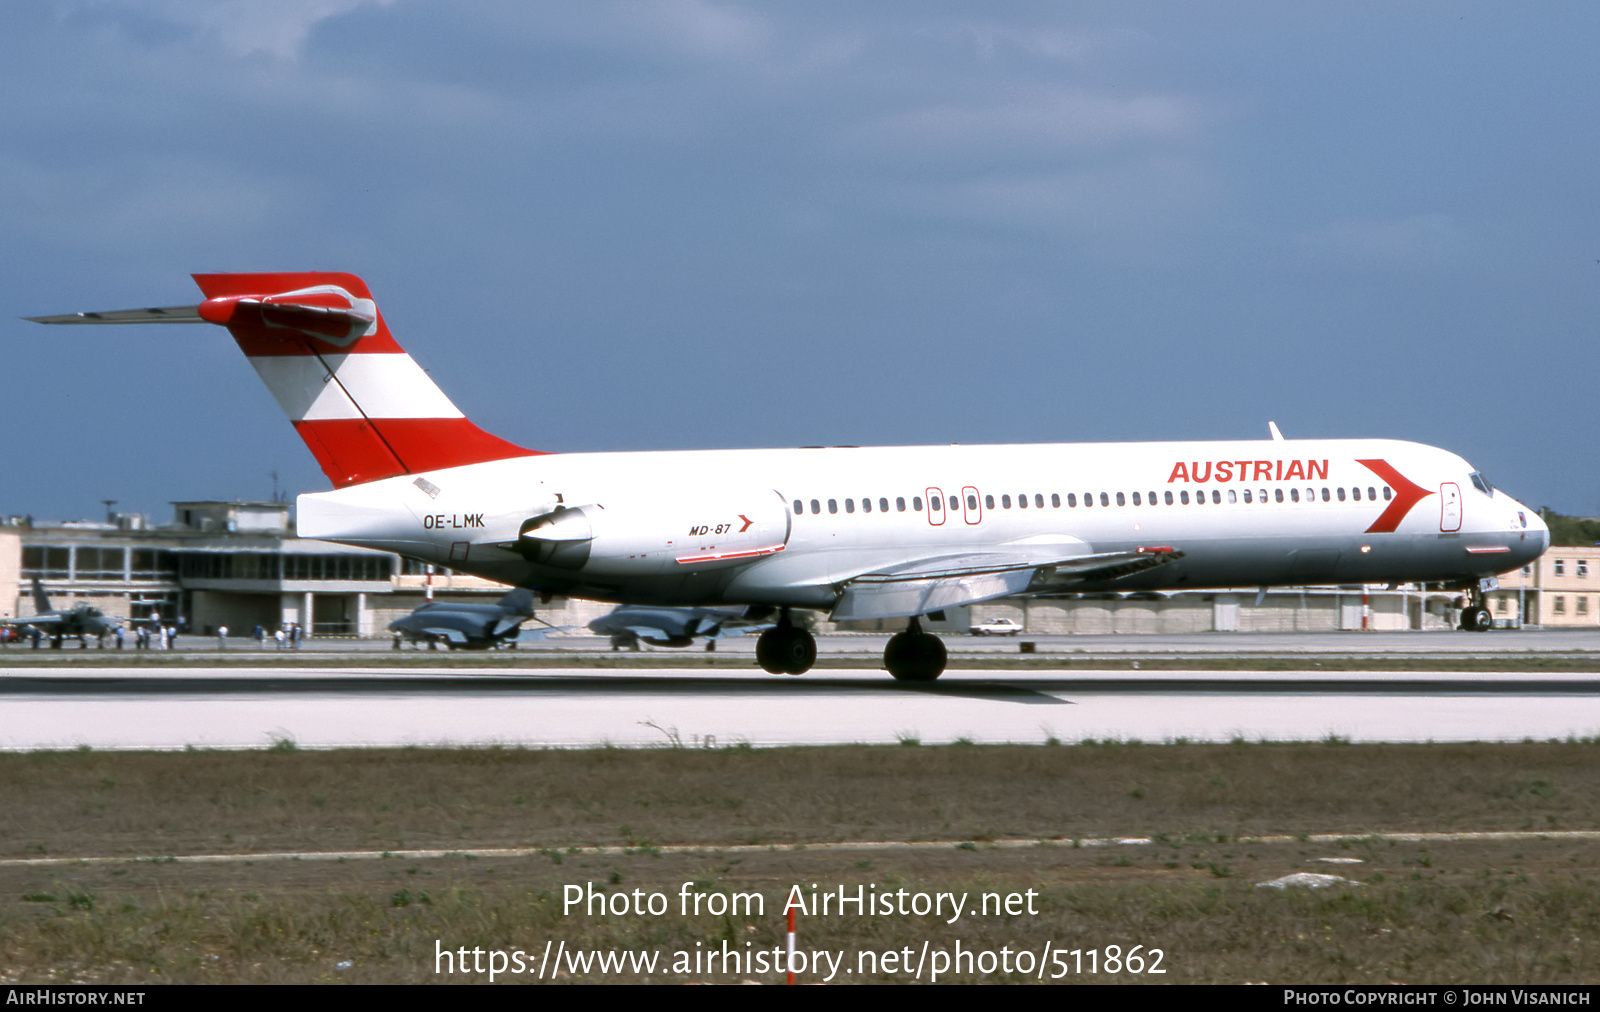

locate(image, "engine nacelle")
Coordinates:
516 489 791 576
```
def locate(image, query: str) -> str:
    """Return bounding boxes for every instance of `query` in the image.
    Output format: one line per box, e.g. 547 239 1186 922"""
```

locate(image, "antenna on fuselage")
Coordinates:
1267 421 1285 441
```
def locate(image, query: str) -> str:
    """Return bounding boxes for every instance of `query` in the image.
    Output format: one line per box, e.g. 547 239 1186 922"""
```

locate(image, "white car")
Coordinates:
969 617 1023 636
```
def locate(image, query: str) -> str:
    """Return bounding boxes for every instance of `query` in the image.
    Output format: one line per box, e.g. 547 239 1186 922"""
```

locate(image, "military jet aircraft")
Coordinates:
388 587 536 650
587 604 774 651
1 578 120 648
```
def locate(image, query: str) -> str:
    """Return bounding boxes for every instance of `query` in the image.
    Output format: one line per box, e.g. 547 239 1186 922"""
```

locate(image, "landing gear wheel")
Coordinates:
884 620 947 682
1461 606 1493 632
756 615 816 675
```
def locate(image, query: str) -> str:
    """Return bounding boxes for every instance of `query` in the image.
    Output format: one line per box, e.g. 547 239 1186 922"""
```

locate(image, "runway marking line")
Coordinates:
4 830 1597 868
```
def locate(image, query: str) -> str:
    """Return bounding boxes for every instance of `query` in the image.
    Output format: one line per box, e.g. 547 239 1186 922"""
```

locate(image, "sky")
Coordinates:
2 1 1597 523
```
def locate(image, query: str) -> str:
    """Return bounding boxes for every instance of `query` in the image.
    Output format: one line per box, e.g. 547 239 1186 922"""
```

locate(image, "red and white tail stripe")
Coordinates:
191 272 539 486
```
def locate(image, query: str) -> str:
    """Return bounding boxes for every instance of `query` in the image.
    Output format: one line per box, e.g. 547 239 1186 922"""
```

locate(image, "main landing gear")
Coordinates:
884 616 947 682
756 609 816 675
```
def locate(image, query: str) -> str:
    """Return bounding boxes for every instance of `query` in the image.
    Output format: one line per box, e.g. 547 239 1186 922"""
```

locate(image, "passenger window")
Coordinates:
1305 487 1314 502
1337 487 1346 502
1290 489 1299 503
810 499 820 514
1002 495 1011 508
1034 494 1043 508
1068 493 1077 507
913 497 923 511
1132 492 1142 505
1115 492 1125 506
793 500 802 515
1084 494 1093 508
897 497 906 512
967 495 977 511
1051 494 1060 508
1180 491 1190 505
845 499 855 513
1228 490 1237 504
930 497 941 511
828 499 838 514
1164 491 1173 505
1321 487 1330 502
950 496 959 511
1368 487 1377 500
1243 490 1252 504
1275 488 1284 503
1382 487 1392 500
880 498 889 513
861 498 871 512
1100 492 1109 507
985 495 995 509
1018 494 1028 509
1351 487 1360 501
1147 491 1157 504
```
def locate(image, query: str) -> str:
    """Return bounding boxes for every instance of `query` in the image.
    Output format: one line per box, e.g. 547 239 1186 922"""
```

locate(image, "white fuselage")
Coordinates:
298 436 1548 612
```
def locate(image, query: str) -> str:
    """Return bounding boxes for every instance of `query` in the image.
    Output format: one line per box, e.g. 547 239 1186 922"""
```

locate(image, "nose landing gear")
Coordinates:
1458 583 1495 632
884 616 947 682
756 609 817 674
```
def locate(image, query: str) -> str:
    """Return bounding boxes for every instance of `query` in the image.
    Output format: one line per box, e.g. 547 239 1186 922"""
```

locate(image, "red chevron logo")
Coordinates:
1357 459 1433 534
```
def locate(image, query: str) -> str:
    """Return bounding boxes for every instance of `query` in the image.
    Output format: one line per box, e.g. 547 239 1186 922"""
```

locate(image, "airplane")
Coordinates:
0 577 120 648
28 272 1549 680
388 586 536 650
586 604 775 650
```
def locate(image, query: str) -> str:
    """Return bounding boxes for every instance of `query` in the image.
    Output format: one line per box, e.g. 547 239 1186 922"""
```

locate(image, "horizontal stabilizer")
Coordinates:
26 306 204 325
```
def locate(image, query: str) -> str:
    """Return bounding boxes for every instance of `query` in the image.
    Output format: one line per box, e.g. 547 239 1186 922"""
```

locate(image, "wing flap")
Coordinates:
830 545 1185 621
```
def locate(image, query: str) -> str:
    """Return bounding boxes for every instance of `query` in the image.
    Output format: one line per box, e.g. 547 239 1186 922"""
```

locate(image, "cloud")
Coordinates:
75 0 395 60
0 152 284 253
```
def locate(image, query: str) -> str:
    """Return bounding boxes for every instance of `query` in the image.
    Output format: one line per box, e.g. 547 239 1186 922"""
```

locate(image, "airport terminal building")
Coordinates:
0 500 1587 639
0 501 611 638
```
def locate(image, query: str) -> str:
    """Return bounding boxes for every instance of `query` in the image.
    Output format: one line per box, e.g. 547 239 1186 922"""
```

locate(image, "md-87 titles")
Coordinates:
30 273 1548 680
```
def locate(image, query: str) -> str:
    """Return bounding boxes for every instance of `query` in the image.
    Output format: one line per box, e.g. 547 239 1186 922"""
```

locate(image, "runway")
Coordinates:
2 665 1598 750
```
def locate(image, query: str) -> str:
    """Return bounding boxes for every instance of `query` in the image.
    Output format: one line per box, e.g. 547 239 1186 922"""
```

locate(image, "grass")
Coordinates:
1 741 1599 983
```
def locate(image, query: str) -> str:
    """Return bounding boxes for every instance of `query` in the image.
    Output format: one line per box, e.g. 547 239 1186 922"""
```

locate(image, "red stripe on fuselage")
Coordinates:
294 418 543 486
1357 459 1433 534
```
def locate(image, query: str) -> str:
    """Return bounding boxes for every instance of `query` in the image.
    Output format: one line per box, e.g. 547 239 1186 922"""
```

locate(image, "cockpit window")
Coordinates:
1469 471 1494 496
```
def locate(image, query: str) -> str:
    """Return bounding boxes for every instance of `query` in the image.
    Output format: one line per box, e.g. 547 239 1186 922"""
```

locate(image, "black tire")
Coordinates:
756 627 786 673
884 631 947 682
757 627 816 675
1470 606 1493 632
781 629 816 675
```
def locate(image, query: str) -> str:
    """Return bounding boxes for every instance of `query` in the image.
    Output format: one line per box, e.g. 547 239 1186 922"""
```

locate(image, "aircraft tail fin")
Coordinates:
496 587 536 617
30 577 51 615
29 273 541 487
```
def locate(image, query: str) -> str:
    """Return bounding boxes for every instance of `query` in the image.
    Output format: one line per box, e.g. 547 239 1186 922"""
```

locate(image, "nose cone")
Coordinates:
1530 509 1551 554
1508 498 1550 566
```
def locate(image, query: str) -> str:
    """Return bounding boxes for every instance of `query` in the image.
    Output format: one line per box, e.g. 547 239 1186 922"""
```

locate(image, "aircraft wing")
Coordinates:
831 546 1183 621
0 614 62 627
